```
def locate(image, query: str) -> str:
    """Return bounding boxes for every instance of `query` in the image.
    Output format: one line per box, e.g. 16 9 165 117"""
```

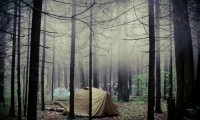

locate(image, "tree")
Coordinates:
155 0 162 113
64 67 68 89
136 57 140 96
69 0 76 118
117 65 129 102
40 0 47 111
194 0 200 107
89 0 94 119
24 7 31 117
167 1 175 119
0 0 10 105
17 0 22 119
78 56 85 88
163 51 168 99
147 0 155 119
10 0 18 116
172 0 194 118
51 31 55 101
27 0 43 119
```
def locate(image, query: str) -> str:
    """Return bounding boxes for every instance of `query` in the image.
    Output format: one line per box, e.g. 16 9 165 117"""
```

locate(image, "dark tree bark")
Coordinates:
128 68 132 95
136 57 140 96
24 8 31 116
194 0 200 107
69 0 76 118
64 68 68 89
103 70 107 91
93 60 99 88
10 0 18 116
109 43 112 95
27 0 43 119
0 0 10 104
173 0 194 118
93 39 99 89
17 0 22 119
78 56 85 88
117 66 129 102
147 0 155 119
51 33 55 101
89 0 93 119
57 65 61 87
40 0 47 111
163 51 168 99
167 1 175 119
155 0 162 113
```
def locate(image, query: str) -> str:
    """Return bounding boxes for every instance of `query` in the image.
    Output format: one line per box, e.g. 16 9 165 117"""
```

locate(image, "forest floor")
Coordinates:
36 99 167 120
2 99 167 120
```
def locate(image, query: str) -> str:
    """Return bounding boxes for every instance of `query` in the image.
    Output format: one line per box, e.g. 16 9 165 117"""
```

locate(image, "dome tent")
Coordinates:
68 87 119 117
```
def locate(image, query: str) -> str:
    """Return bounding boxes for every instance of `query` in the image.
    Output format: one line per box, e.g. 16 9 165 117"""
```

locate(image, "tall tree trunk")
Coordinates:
17 0 22 119
128 68 132 95
27 0 43 119
117 66 129 102
173 0 194 118
194 0 200 107
136 57 140 96
64 68 68 89
24 8 31 116
41 0 47 111
89 0 93 119
93 37 98 88
163 51 168 99
51 32 55 101
103 69 107 91
0 0 9 104
79 56 85 88
155 0 162 113
109 43 112 95
167 1 175 119
57 65 61 87
10 0 18 116
147 0 155 119
69 0 76 118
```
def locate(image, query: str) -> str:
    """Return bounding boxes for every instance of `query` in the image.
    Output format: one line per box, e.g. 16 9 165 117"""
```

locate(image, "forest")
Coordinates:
0 0 200 120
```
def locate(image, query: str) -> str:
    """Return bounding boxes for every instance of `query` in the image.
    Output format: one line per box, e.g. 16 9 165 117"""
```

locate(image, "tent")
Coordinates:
68 88 119 117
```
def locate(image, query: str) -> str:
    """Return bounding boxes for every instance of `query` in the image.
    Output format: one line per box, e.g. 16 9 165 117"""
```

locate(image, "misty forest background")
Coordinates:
0 0 200 120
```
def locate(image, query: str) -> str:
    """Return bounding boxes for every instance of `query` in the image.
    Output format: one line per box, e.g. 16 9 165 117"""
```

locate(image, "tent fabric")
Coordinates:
70 88 119 117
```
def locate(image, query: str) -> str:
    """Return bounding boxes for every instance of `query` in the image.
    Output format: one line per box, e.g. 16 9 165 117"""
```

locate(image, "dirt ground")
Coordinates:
1 100 167 120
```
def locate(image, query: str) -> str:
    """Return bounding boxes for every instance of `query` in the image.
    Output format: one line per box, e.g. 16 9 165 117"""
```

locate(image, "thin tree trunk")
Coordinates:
17 1 22 119
129 68 132 95
0 4 7 104
147 0 155 119
89 0 93 119
136 57 140 96
51 31 55 101
155 0 162 113
41 0 47 111
167 1 175 119
69 0 76 118
10 0 18 116
109 43 112 96
79 56 85 88
23 66 26 109
64 68 68 89
27 0 43 119
163 51 168 99
24 8 31 116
